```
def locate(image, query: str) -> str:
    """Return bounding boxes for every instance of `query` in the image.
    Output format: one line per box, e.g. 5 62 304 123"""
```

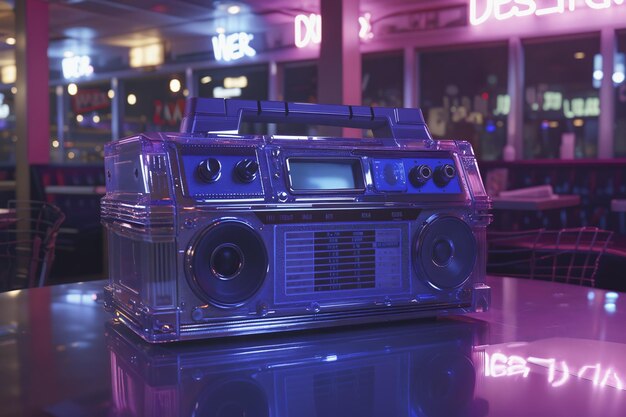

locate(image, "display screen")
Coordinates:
288 159 362 191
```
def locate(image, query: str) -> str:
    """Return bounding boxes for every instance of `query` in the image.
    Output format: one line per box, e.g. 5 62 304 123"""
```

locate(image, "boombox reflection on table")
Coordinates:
107 319 487 417
102 98 492 343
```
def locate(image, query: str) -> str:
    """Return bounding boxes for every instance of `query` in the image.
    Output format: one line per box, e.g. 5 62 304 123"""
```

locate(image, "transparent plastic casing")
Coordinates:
101 98 491 343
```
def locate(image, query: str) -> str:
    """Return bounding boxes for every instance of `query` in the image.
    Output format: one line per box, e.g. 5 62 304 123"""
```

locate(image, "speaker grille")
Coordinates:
284 228 403 295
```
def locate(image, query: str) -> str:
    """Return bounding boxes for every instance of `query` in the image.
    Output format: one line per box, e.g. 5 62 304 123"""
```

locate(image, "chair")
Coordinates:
487 227 614 287
0 201 66 290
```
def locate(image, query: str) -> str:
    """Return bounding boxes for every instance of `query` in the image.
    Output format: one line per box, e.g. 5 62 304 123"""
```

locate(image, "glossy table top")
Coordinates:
0 276 624 417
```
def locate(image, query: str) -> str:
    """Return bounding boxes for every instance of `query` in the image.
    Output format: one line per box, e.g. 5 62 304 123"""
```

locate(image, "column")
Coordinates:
111 77 124 141
598 28 616 159
403 47 418 108
15 0 50 201
267 61 283 135
318 0 361 137
185 67 197 98
506 37 524 160
55 86 65 160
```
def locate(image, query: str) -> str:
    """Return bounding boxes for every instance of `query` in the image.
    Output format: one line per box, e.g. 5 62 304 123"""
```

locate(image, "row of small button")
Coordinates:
374 158 457 192
407 163 456 188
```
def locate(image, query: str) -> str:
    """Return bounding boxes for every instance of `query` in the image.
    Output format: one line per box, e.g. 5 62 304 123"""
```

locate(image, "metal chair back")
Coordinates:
488 227 614 287
0 200 66 290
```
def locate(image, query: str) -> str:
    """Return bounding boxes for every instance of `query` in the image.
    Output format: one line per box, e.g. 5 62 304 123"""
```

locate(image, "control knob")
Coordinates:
235 159 259 183
197 158 221 183
383 163 400 185
434 164 456 187
409 164 433 187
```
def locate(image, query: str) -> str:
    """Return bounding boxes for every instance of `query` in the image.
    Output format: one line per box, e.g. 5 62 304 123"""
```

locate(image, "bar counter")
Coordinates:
0 276 624 417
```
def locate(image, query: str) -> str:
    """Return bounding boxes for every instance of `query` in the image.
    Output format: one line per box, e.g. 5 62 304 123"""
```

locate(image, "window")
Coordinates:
50 87 61 163
64 82 112 163
284 62 317 104
420 45 508 161
362 52 403 108
280 62 317 135
0 88 16 165
123 73 186 137
197 65 268 101
197 65 268 135
523 35 600 159
615 31 626 157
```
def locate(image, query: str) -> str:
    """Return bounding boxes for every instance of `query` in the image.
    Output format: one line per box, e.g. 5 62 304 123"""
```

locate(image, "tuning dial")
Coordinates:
235 159 259 183
383 163 400 186
434 164 456 187
197 158 221 183
409 164 433 187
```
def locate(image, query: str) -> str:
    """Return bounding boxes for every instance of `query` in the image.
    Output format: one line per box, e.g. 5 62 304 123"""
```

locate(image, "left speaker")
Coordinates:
187 221 268 307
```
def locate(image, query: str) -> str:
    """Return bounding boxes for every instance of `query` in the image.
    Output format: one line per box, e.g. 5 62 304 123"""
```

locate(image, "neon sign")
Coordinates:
470 0 626 26
62 55 94 80
526 89 601 118
211 32 256 62
358 13 374 40
295 14 321 48
294 13 374 48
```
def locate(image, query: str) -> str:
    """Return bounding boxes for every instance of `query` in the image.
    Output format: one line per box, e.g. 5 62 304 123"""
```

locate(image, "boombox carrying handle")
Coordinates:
180 98 432 140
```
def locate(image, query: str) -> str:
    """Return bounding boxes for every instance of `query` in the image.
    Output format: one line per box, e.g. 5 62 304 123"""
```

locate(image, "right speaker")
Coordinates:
415 215 477 290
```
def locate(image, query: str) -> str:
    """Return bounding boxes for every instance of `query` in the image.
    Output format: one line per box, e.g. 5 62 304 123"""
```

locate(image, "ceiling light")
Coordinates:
127 94 137 105
200 76 212 84
107 89 115 99
67 83 78 96
1 65 16 84
5 37 15 45
574 52 585 60
224 76 248 89
52 140 60 149
92 115 100 123
169 78 181 93
10 87 16 94
76 114 84 122
227 5 241 14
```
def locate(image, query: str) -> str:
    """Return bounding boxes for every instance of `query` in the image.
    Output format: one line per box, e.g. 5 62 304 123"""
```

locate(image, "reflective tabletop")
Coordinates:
0 276 624 417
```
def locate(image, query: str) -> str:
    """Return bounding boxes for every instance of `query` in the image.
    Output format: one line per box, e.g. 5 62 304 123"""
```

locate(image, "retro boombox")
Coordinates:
107 319 486 417
102 98 491 343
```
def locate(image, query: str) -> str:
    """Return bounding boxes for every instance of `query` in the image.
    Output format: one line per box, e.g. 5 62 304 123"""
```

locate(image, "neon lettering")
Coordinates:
212 32 256 62
469 0 625 25
294 13 374 48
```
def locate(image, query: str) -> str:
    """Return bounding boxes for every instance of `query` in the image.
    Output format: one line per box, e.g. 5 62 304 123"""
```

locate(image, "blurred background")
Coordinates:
0 0 625 287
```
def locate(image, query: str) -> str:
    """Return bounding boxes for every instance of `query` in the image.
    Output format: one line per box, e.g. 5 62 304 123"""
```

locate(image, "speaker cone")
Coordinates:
188 221 267 307
415 216 477 289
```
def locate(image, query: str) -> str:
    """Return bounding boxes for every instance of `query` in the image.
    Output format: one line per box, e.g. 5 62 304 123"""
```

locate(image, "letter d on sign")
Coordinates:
470 0 494 25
